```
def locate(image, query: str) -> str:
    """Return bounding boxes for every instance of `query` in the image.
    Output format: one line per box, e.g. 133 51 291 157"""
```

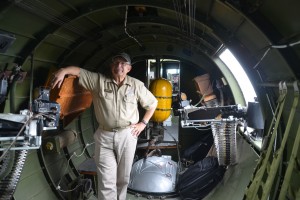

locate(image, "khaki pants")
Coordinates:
94 127 137 200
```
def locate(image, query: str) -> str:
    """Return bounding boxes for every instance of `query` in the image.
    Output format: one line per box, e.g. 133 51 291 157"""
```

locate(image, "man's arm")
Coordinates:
141 105 157 125
131 103 157 137
51 66 81 89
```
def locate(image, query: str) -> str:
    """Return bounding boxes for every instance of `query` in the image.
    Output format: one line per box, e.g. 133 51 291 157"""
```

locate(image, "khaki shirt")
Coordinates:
79 68 157 130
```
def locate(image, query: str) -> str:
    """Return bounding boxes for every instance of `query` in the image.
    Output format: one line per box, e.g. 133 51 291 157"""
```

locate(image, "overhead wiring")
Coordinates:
173 0 196 38
15 0 89 38
187 0 196 37
184 0 189 36
173 0 185 32
124 5 142 47
252 47 271 69
253 39 300 69
271 40 300 48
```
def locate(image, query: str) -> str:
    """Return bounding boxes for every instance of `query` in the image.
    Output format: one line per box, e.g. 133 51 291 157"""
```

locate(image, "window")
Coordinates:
219 49 257 104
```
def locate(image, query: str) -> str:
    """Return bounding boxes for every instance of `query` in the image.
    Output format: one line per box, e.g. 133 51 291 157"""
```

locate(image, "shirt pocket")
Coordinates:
99 90 114 100
123 94 137 109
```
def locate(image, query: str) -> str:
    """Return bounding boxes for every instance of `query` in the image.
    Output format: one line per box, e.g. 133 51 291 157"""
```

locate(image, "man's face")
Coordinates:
110 57 131 77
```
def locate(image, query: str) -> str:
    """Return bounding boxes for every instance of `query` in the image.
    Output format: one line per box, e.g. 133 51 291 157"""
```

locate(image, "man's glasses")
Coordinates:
112 61 130 67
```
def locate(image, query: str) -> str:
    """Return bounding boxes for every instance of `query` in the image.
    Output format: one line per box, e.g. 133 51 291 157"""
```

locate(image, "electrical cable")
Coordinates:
252 47 271 69
271 40 300 48
193 94 205 107
124 5 142 47
16 0 88 38
56 142 95 193
253 39 300 69
173 0 184 32
193 80 215 107
184 0 189 36
192 0 196 37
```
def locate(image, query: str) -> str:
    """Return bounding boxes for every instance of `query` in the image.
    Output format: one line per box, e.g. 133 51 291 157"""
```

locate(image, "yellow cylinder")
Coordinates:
149 78 173 122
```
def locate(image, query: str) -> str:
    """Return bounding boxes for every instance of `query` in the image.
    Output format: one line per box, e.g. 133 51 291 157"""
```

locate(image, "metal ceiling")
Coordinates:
0 0 298 78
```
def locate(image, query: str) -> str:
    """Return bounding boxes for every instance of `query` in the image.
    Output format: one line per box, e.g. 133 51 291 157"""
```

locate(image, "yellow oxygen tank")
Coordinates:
149 78 173 122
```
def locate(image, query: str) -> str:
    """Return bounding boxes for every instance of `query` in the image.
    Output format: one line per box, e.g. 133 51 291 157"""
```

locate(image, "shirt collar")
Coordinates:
106 75 133 86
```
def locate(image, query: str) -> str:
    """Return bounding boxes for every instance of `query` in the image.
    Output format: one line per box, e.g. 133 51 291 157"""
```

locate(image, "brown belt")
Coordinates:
99 125 131 132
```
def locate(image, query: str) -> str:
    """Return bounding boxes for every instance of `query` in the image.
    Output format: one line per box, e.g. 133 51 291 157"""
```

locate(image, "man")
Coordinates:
51 53 158 200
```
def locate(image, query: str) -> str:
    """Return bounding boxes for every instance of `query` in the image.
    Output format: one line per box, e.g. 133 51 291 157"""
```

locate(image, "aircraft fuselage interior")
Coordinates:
1 1 300 200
